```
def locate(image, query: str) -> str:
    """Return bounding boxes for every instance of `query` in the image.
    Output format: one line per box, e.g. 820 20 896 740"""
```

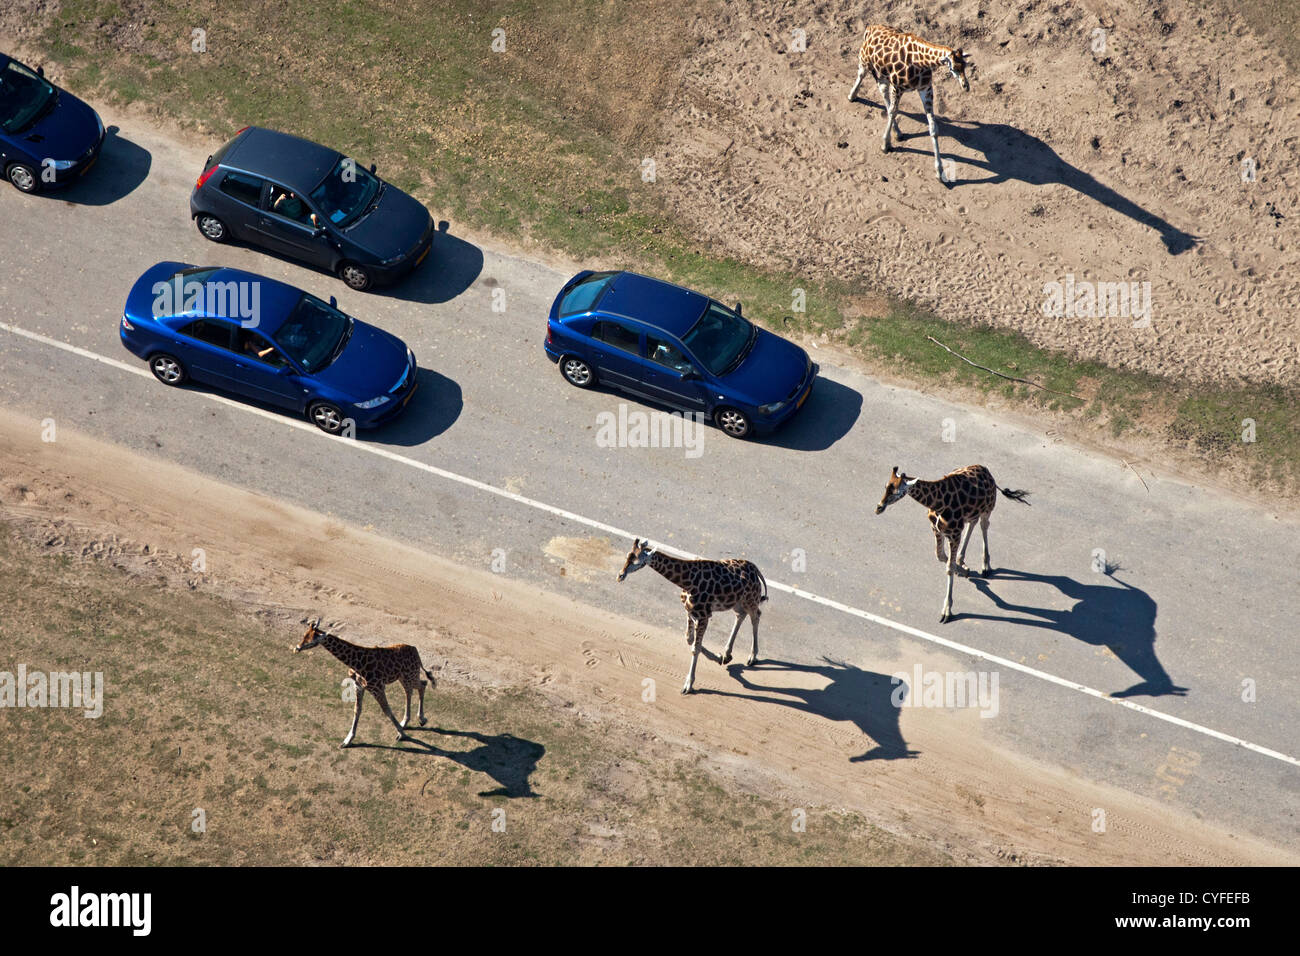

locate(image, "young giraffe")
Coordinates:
293 618 438 748
847 23 972 183
617 538 768 695
875 465 1030 623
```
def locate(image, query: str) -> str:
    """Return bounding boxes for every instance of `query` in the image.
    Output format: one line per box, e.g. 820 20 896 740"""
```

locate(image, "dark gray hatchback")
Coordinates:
189 126 434 291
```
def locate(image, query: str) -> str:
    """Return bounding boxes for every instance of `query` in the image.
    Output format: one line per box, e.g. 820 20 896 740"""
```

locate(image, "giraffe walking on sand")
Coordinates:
293 618 438 747
848 23 972 183
617 539 768 694
874 465 1030 622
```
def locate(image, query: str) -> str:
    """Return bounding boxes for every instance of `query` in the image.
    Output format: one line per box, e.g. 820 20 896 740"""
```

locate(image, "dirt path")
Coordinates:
658 0 1299 386
2 411 1292 865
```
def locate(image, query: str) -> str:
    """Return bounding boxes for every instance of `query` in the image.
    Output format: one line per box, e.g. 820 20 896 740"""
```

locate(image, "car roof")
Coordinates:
595 272 708 338
189 267 306 335
221 126 341 191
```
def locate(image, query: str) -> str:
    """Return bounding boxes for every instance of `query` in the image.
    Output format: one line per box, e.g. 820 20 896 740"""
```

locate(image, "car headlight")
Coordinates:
96 114 104 138
354 395 391 409
757 400 787 416
407 347 415 367
47 159 76 171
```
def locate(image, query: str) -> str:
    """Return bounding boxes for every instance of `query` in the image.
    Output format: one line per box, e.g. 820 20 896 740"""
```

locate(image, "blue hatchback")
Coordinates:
120 262 418 433
0 53 104 192
544 270 818 438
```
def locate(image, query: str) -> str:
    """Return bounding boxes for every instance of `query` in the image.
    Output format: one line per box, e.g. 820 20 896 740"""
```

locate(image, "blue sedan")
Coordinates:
544 270 818 438
0 52 104 192
120 263 418 433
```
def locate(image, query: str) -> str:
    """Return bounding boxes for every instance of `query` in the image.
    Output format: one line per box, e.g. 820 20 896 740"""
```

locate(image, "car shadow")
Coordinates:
53 127 151 205
352 725 544 798
856 101 1199 254
959 567 1187 699
363 366 462 446
696 657 919 761
759 375 862 451
377 221 483 304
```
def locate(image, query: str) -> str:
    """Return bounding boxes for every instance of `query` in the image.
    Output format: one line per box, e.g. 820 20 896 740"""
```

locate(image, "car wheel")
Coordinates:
196 214 229 242
338 262 373 292
6 163 38 193
560 355 596 389
714 407 752 439
309 401 346 434
149 353 188 386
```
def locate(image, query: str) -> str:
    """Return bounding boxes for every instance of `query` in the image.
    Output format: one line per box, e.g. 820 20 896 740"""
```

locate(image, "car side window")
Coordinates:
236 328 289 368
218 170 264 207
592 321 639 354
267 184 321 228
177 319 236 351
646 335 694 374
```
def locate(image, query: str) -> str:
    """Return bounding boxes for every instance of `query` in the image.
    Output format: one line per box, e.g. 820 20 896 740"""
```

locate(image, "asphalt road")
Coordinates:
1 105 1297 854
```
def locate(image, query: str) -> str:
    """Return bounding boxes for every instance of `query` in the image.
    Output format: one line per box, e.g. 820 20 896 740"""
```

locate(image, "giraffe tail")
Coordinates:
756 566 770 603
423 666 438 687
998 486 1031 505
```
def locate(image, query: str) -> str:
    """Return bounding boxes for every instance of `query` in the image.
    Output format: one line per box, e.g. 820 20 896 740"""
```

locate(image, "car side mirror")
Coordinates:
734 302 742 316
313 226 326 238
679 369 698 381
329 296 337 308
37 66 44 78
369 163 377 174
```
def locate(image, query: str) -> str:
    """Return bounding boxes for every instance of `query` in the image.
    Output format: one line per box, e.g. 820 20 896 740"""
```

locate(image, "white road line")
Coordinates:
6 321 1299 769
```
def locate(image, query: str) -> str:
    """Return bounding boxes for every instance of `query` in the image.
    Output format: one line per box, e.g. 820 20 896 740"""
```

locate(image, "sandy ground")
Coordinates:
2 410 1294 865
657 0 1299 386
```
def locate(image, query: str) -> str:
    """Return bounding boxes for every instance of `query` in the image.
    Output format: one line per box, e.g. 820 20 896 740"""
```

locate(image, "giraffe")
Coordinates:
293 618 438 748
847 23 972 183
617 538 768 694
874 465 1030 623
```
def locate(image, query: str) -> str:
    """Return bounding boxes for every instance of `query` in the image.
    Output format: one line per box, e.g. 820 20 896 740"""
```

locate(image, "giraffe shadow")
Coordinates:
867 104 1200 254
351 727 544 798
695 657 919 761
959 567 1188 699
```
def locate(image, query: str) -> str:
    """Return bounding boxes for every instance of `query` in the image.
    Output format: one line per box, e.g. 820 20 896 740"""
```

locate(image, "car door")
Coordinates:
211 169 267 242
588 320 644 392
173 318 240 389
253 182 335 268
233 328 307 410
640 333 709 413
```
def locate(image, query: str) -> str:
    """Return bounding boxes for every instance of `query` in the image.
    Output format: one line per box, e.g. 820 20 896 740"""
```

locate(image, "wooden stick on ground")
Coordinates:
925 335 1083 400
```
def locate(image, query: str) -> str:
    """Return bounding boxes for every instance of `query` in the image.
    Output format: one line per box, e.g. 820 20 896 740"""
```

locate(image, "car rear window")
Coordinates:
219 170 263 206
205 132 241 171
178 319 236 350
560 272 616 316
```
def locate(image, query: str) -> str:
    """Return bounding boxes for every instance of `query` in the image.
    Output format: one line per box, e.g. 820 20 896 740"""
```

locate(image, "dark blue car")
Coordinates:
0 53 104 192
544 271 818 438
120 262 418 433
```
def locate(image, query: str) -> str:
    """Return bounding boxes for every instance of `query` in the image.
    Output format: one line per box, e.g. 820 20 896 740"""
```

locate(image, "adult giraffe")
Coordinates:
848 23 972 183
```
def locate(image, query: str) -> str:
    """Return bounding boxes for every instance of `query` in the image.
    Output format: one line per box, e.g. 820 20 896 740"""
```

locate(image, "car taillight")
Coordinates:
121 315 134 331
546 325 553 345
195 165 217 190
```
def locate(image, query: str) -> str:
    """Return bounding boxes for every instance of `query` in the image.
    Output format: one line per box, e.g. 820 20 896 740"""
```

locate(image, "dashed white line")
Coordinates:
4 320 1298 768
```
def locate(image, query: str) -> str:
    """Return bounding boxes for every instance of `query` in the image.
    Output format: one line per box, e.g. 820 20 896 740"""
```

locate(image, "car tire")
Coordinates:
560 355 596 389
338 262 373 292
6 163 39 193
714 406 752 439
149 353 188 386
308 401 347 435
196 214 229 242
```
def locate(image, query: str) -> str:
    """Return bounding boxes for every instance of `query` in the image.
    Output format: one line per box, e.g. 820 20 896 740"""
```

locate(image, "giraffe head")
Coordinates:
294 617 326 652
617 538 654 582
942 48 971 92
876 466 917 514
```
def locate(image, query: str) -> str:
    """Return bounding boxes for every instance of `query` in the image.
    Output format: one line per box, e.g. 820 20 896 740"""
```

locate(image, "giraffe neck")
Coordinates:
907 478 948 509
909 41 953 68
648 551 696 590
318 632 364 669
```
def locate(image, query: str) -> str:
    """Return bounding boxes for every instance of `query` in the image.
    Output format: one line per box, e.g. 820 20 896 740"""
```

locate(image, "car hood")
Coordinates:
340 184 431 260
311 320 411 399
15 88 101 162
715 326 809 404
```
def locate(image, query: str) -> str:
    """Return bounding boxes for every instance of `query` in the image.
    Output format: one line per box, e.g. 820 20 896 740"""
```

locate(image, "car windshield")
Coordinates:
0 60 57 134
309 157 381 228
681 302 754 376
559 272 616 316
273 294 352 373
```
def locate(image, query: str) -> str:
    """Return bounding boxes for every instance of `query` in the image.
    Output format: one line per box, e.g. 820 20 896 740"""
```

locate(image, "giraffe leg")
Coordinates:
683 616 708 694
919 86 947 182
416 676 428 726
940 532 961 623
849 63 867 102
721 611 745 666
979 514 992 575
934 527 948 563
342 684 364 749
883 80 901 141
748 606 761 667
956 521 976 576
369 684 413 743
882 85 899 153
399 680 412 728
